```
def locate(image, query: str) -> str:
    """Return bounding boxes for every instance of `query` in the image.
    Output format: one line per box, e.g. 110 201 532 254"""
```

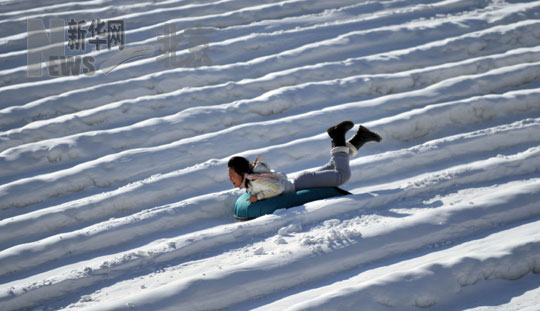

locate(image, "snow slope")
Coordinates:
1 0 540 310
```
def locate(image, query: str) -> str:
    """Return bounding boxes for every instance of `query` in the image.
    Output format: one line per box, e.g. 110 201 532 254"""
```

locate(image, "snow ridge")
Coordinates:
1 0 539 310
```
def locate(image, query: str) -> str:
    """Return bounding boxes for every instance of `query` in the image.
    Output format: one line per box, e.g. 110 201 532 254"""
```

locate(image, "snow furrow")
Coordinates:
2 13 538 133
2 63 540 211
0 0 235 39
2 154 540 311
3 45 540 177
0 0 364 90
0 0 325 54
23 178 540 311
0 0 480 68
99 185 540 311
1 127 539 283
0 0 494 139
2 117 537 252
262 220 540 311
2 1 540 310
2 2 538 110
0 0 150 19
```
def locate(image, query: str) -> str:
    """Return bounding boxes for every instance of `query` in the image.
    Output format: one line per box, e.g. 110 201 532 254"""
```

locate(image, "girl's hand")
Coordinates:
247 195 259 203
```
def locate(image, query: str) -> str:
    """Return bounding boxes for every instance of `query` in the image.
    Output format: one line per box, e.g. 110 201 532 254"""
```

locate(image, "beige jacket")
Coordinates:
245 162 295 200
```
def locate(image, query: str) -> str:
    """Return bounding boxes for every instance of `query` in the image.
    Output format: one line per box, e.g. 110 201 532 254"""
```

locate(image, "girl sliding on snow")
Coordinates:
227 121 382 202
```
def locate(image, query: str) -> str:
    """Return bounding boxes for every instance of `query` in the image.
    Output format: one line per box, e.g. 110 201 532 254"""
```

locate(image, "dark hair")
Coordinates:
228 156 253 176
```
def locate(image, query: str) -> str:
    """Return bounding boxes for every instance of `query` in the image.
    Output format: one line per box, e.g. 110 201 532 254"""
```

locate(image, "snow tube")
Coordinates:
234 187 350 220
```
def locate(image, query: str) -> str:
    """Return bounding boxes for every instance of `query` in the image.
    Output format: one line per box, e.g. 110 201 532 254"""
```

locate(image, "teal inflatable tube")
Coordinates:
234 187 351 220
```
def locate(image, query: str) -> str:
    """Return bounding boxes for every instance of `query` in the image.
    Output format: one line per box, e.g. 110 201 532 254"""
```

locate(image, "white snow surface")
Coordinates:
1 0 540 310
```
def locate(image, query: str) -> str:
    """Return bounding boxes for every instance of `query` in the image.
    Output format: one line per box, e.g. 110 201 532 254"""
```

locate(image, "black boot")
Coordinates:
348 125 382 151
327 120 354 147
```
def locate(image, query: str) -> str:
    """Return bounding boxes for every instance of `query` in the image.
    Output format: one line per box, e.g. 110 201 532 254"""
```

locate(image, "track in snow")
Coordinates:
1 0 540 310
